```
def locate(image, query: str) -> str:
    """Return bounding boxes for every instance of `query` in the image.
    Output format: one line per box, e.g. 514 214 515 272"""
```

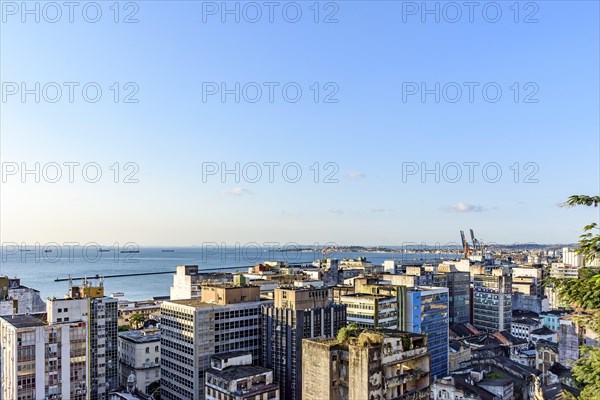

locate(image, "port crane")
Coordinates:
470 229 479 254
460 230 473 258
460 229 485 258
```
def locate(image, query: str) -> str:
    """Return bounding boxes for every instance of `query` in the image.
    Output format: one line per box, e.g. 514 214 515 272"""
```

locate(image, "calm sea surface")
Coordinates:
0 247 458 300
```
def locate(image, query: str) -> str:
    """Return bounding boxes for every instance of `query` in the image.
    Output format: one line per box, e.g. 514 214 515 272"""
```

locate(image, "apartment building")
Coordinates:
0 314 88 400
160 283 269 400
169 265 233 301
205 353 279 400
261 286 346 400
118 328 161 395
302 330 431 400
334 277 449 378
337 293 398 329
403 286 450 378
46 280 119 400
472 267 512 333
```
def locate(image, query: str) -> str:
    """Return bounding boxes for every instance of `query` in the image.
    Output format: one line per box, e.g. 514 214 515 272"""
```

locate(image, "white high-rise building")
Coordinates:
562 247 584 267
0 314 88 400
169 265 232 301
160 283 270 400
117 328 161 395
47 279 119 400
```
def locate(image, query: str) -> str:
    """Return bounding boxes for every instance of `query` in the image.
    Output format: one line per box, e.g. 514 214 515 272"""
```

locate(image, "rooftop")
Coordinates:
164 298 216 308
512 310 540 319
531 326 556 336
536 339 558 350
512 317 541 326
164 298 266 308
0 313 46 328
541 309 570 316
276 285 327 292
207 364 272 381
479 378 513 387
449 342 465 352
494 330 527 345
340 293 394 300
452 375 498 400
450 323 481 338
119 329 161 344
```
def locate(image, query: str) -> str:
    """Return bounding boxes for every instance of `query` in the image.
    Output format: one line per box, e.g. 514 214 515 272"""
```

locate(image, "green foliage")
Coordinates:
402 336 412 351
357 331 382 347
562 389 577 400
572 347 600 400
561 195 600 400
485 373 504 379
118 324 132 332
577 223 600 265
563 195 600 265
129 312 146 330
552 274 600 310
337 323 360 343
337 327 350 343
563 195 600 208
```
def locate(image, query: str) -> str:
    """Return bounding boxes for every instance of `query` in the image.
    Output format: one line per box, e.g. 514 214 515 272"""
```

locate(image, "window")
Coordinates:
146 347 150 354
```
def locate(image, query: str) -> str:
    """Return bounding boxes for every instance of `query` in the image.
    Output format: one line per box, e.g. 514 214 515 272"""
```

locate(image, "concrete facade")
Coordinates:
558 318 579 367
169 266 233 301
117 329 161 395
0 314 88 400
302 330 431 400
338 293 398 329
0 277 46 316
47 281 119 400
404 287 449 378
473 268 512 333
205 353 279 400
262 286 346 400
160 293 270 400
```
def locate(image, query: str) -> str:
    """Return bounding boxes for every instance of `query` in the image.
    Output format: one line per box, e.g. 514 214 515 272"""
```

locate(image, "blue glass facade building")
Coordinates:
404 287 449 378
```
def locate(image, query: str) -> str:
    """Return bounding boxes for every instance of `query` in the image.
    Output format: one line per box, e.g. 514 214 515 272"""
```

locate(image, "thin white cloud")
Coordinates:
329 209 344 215
442 202 489 213
347 171 366 180
371 208 393 213
222 188 252 196
282 211 303 216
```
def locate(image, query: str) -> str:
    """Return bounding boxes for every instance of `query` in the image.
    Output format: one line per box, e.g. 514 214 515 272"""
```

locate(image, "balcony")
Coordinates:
382 346 428 364
385 369 428 387
395 386 430 400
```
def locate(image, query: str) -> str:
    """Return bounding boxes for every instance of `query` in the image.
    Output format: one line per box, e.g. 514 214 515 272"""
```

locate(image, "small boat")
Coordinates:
110 292 125 297
161 249 175 252
120 250 140 254
99 249 110 252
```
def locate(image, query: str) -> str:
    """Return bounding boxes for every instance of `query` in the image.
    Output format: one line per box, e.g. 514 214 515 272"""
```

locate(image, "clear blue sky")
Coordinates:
1 1 599 246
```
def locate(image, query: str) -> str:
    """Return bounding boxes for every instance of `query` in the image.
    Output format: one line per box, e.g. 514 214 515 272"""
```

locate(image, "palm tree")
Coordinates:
129 312 146 330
